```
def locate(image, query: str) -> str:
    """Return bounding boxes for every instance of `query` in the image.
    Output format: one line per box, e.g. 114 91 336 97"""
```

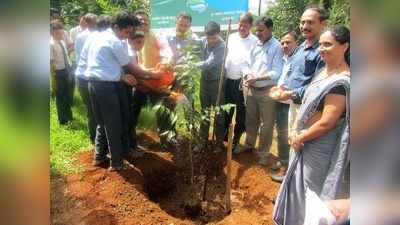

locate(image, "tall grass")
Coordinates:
50 91 91 175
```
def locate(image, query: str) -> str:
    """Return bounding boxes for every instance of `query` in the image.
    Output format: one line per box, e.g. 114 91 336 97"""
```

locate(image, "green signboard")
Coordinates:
150 0 249 31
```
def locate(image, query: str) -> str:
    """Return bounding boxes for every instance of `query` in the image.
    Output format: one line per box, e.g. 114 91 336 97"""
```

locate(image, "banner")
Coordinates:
150 0 249 32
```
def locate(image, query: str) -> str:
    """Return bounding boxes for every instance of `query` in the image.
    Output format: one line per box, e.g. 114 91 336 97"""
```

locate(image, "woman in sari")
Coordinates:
273 26 350 225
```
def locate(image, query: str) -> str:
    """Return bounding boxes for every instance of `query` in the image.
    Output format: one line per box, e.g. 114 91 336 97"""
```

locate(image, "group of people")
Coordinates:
50 5 350 224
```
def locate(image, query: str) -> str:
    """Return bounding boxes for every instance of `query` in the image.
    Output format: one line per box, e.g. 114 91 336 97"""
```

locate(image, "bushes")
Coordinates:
50 0 149 28
266 0 350 39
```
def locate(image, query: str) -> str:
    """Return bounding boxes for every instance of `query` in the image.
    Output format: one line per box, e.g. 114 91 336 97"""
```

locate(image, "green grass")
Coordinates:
50 91 91 176
50 90 159 176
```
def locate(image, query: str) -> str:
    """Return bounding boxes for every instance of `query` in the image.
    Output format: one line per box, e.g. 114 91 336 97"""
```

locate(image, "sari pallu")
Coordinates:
273 73 350 225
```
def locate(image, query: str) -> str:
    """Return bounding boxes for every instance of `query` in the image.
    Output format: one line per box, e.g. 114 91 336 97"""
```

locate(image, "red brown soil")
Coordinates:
51 131 281 225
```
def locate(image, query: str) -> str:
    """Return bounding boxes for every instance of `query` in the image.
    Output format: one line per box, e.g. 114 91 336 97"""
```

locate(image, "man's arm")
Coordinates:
249 45 284 82
195 43 225 71
123 62 161 80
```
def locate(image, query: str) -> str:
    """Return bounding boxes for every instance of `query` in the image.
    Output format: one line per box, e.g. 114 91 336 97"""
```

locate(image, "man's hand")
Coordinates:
279 90 294 101
326 199 350 221
269 85 285 100
121 74 137 86
244 74 257 86
270 86 294 101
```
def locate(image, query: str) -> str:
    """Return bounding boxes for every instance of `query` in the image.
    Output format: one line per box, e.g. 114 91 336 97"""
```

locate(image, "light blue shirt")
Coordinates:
84 28 130 82
75 31 98 79
277 47 303 87
242 37 283 87
74 29 91 64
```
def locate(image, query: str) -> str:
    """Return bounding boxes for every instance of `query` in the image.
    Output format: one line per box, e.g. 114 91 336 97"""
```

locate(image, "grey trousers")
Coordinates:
243 86 276 156
199 78 225 144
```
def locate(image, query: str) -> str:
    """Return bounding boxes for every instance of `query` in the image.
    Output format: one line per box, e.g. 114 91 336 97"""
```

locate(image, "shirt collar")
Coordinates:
289 46 300 57
303 39 319 50
257 36 273 47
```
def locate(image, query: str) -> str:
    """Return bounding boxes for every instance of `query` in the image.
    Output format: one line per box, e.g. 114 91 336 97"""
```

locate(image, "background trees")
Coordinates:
266 0 350 39
50 0 149 28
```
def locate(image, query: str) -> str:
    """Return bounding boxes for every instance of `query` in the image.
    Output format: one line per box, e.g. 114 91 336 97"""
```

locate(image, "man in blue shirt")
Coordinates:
235 16 284 166
273 5 328 130
269 31 301 182
85 11 161 171
74 13 97 144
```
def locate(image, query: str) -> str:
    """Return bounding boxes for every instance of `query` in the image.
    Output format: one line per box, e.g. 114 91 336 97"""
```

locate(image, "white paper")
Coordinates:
303 188 337 225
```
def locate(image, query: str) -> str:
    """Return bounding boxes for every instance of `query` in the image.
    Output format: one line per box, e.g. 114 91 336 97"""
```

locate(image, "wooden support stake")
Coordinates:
225 107 236 213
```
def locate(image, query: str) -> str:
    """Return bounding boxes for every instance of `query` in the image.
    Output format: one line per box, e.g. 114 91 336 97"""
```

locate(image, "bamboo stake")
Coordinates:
225 107 236 213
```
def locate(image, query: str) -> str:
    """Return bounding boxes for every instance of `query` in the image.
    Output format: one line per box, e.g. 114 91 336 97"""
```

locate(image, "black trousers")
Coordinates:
89 81 126 167
54 69 73 124
224 78 246 145
116 82 135 150
77 78 96 144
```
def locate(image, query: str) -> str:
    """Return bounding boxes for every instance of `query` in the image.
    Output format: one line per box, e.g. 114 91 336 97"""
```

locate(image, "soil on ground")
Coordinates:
51 131 282 225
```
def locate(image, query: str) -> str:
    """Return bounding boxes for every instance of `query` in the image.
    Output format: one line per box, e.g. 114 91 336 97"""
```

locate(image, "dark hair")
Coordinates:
239 12 254 25
176 11 192 23
205 21 220 35
84 13 97 28
281 30 298 41
134 9 148 18
50 20 63 33
327 25 350 65
97 15 111 31
111 11 141 29
130 31 145 40
305 4 329 21
255 16 273 29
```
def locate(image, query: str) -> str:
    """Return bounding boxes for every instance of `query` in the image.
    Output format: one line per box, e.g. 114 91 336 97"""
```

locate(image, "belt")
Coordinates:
226 78 242 82
88 78 120 83
249 85 272 91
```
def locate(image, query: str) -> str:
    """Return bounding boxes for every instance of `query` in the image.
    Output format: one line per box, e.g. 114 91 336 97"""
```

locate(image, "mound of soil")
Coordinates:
51 131 281 225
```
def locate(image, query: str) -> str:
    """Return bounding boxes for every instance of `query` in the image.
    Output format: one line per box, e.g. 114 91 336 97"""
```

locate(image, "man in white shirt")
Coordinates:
50 20 74 124
69 12 87 45
225 12 258 151
84 12 161 171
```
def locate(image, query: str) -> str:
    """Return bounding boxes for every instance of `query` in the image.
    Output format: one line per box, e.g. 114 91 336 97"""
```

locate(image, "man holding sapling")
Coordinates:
193 21 226 153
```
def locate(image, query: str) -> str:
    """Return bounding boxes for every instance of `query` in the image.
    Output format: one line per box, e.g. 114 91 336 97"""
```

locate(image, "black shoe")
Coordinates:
271 161 283 171
108 164 129 172
92 158 108 167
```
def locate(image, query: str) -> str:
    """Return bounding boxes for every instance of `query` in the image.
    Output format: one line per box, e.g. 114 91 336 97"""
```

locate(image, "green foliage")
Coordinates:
51 0 149 28
266 0 309 40
161 43 202 142
328 0 350 27
266 0 350 39
50 92 91 175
